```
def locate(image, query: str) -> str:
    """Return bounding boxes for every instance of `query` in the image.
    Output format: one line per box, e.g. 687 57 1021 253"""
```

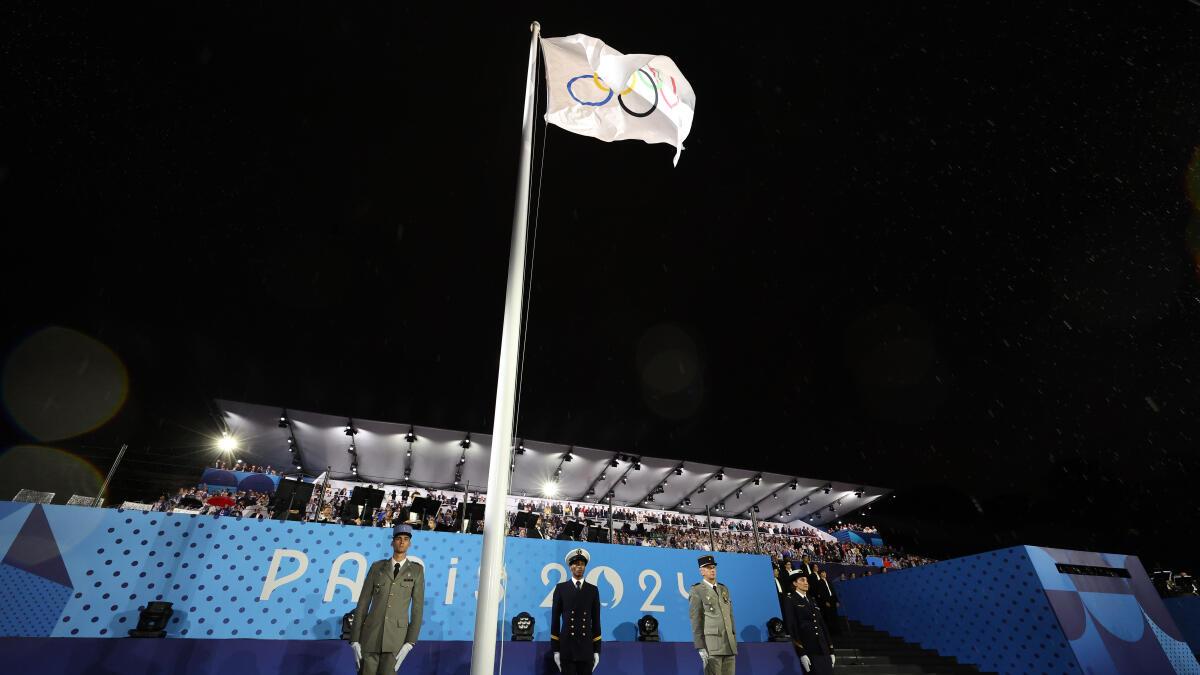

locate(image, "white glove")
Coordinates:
350 642 362 669
394 643 413 671
553 652 561 671
831 653 836 667
593 653 600 669
800 655 812 672
698 649 709 666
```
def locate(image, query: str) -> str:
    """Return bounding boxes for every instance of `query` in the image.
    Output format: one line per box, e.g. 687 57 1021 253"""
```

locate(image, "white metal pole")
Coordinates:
470 20 541 675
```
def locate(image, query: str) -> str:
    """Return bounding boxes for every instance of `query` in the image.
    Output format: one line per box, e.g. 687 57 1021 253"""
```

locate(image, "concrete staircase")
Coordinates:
827 620 998 675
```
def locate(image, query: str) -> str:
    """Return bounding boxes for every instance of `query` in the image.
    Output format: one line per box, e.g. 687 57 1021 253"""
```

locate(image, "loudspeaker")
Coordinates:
272 479 315 521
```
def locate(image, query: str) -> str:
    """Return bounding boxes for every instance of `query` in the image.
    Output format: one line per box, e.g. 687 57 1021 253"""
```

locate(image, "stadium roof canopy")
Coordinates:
216 399 890 527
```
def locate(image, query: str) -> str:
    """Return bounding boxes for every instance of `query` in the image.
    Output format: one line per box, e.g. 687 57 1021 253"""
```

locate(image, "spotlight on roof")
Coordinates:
784 509 791 517
632 460 641 470
515 439 526 455
542 480 559 498
715 471 724 481
698 486 706 494
682 498 691 506
344 424 358 436
823 484 832 494
217 434 237 452
278 413 288 428
404 427 417 443
295 464 302 470
564 450 573 462
460 433 471 449
753 476 761 486
735 489 743 499
772 493 778 499
752 505 760 513
855 489 865 498
789 481 798 490
599 472 607 481
621 476 628 485
610 458 620 467
587 487 595 497
674 467 683 476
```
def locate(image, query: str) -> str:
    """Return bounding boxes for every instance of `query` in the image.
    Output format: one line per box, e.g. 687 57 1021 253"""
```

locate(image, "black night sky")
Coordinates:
3 4 1199 569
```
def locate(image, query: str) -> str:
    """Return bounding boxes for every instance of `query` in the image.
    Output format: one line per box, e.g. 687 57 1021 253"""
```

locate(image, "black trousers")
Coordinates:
562 659 593 675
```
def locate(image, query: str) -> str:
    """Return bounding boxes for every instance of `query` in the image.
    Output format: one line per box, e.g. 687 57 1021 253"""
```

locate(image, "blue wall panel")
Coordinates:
0 504 778 645
837 546 1081 674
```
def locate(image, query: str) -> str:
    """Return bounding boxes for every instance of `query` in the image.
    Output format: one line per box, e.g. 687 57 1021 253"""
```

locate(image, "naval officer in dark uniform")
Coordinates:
550 547 602 674
784 571 835 674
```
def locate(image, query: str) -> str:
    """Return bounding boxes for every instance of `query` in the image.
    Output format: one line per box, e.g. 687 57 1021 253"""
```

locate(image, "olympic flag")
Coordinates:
541 34 696 166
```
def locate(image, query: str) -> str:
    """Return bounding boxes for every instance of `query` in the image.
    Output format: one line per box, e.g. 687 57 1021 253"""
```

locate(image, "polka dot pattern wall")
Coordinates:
0 504 778 642
836 546 1081 675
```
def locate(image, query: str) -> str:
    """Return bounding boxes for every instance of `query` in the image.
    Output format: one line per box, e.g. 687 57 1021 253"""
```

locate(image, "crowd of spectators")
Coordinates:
211 459 280 475
829 522 878 534
147 478 935 570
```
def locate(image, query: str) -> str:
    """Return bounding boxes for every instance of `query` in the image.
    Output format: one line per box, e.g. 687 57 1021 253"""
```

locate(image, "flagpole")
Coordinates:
470 20 541 675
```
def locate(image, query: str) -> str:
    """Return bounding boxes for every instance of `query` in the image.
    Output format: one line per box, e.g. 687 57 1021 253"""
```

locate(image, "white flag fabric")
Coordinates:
541 34 696 166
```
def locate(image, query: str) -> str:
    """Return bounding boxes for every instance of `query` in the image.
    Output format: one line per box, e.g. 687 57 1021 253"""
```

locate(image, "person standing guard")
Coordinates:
349 524 425 674
550 547 602 674
783 571 835 674
688 554 737 675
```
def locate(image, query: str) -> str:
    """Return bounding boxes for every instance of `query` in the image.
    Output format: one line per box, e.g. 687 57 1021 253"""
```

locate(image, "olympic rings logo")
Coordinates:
566 66 681 118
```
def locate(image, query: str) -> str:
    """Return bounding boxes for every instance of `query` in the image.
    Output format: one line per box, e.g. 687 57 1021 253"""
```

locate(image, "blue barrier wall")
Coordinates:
198 469 281 494
1027 546 1199 674
837 545 1200 675
1165 596 1200 658
0 503 777 644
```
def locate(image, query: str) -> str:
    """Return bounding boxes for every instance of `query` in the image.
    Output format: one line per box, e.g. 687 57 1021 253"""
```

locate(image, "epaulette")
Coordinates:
691 582 704 587
407 555 425 567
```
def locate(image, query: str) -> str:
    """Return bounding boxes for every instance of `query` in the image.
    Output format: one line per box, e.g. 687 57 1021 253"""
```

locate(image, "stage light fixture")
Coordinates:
753 476 761 486
587 487 595 497
610 458 620 467
784 509 791 517
542 481 559 498
217 434 237 452
512 612 535 641
682 498 691 506
599 472 606 481
855 489 865 498
752 505 760 513
674 467 683 476
766 617 789 642
460 433 471 449
405 427 417 443
621 476 628 485
772 493 778 499
715 471 724 481
406 448 412 458
823 484 832 494
789 481 798 490
128 601 174 638
637 615 660 642
344 424 358 436
278 413 288 428
515 439 526 455
735 489 743 499
632 460 641 470
698 486 706 493
295 464 302 470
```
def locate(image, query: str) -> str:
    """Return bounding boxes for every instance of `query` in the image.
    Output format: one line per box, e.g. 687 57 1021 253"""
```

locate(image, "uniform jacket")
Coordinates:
783 592 832 658
350 557 425 653
550 579 602 660
688 581 737 656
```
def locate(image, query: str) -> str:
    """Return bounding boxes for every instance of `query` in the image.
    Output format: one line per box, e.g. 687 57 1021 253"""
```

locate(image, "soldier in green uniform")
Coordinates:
349 523 425 674
688 554 737 675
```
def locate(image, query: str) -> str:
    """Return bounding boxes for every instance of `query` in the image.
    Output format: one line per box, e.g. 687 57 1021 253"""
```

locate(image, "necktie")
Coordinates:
393 562 401 578
575 581 581 591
